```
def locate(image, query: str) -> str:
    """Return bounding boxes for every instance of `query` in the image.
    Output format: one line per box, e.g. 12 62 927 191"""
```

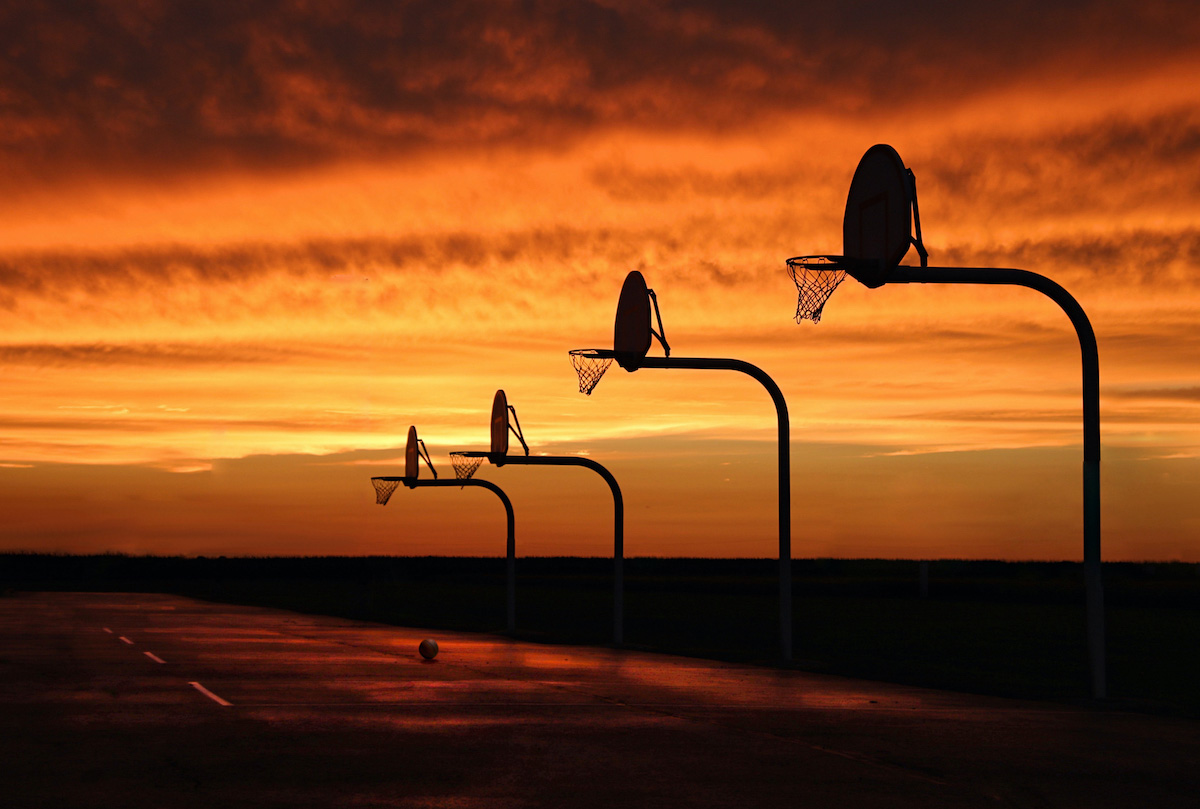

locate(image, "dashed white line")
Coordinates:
102 627 113 634
119 636 134 645
189 681 232 707
144 652 166 664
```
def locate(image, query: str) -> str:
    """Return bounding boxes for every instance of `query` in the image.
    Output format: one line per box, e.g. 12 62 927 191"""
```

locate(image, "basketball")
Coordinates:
419 638 439 660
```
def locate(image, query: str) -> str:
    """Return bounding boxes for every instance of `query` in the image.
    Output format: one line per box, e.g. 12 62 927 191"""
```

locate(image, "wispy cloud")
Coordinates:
0 340 368 368
3 1 1197 181
1107 386 1200 402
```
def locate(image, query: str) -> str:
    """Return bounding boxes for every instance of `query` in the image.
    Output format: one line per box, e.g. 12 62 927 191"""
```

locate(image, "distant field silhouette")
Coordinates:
4 553 1197 715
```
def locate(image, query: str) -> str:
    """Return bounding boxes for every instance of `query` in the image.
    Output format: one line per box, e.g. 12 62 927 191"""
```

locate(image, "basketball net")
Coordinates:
449 452 484 487
785 256 848 323
372 477 401 505
569 349 614 395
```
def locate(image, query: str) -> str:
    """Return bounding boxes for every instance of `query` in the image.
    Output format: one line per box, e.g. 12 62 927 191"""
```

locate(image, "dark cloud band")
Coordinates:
2 1 1196 175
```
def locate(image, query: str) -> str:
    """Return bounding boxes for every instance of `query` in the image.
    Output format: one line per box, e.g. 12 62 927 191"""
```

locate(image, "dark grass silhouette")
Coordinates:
4 553 1197 715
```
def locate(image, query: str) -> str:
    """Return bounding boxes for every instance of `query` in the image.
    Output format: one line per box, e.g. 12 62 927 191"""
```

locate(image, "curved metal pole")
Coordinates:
639 356 792 663
407 478 517 633
889 265 1104 699
494 455 624 645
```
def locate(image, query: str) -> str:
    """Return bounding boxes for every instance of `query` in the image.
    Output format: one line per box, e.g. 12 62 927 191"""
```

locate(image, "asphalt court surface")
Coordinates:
2 592 1197 807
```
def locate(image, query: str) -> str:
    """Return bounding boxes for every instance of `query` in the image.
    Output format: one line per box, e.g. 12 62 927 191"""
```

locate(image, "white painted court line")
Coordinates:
119 636 134 645
102 627 113 634
189 681 233 707
143 652 166 664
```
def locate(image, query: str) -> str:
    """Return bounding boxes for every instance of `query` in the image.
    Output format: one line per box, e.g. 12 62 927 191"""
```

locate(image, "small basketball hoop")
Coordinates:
785 256 852 323
449 451 485 486
569 349 615 395
372 477 401 505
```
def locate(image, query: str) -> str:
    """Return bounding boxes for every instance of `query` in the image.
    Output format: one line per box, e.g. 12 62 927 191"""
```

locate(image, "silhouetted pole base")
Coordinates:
408 478 517 634
640 356 792 664
891 265 1105 699
494 455 624 646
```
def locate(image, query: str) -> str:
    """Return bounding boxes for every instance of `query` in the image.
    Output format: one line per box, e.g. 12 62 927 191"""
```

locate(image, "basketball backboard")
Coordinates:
405 425 438 481
490 389 529 458
842 144 914 287
405 425 420 480
613 270 652 370
613 270 671 371
786 143 929 321
490 390 509 456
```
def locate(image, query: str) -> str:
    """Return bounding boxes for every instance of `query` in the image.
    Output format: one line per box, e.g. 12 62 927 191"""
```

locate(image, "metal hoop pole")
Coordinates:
889 264 1104 699
639 356 792 663
493 454 625 645
407 478 517 633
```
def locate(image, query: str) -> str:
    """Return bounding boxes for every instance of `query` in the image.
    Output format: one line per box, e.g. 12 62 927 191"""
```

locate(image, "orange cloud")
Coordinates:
3 1 1198 181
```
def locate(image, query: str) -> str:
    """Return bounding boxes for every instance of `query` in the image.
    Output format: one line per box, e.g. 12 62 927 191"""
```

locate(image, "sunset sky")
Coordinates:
2 1 1197 561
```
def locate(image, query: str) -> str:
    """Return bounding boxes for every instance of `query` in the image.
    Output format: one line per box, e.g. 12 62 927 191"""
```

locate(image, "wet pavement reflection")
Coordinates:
2 592 1197 808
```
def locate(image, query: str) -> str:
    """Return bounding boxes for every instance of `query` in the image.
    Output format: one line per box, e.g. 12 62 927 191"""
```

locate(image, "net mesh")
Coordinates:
785 256 848 323
570 350 613 395
372 477 401 505
449 452 484 486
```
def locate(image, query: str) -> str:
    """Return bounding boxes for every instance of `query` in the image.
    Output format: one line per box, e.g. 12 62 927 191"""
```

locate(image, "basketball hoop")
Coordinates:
569 349 615 395
780 142 1106 696
785 255 853 323
449 451 485 486
372 477 401 505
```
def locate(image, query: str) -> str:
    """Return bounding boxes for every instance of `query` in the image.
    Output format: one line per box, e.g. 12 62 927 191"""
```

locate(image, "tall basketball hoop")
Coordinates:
570 271 795 664
787 143 1106 700
371 425 519 634
464 390 627 646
